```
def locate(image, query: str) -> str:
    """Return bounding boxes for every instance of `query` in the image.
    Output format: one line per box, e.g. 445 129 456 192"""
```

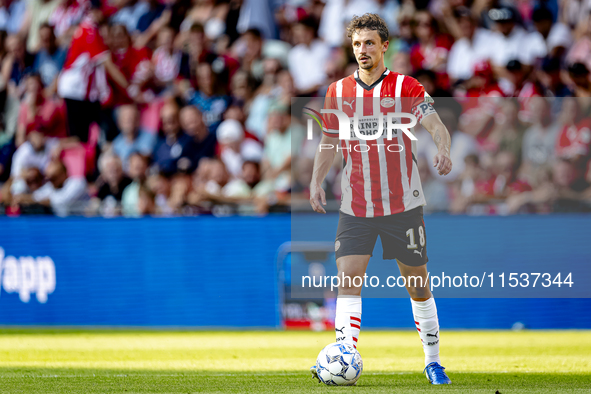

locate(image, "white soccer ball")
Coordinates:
315 342 363 386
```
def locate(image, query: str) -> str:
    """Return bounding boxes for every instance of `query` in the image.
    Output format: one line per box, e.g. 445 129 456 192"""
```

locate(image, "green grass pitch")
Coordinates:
0 329 589 393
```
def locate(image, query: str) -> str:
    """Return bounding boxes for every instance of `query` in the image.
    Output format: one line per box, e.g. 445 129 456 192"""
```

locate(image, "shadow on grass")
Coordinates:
0 368 590 393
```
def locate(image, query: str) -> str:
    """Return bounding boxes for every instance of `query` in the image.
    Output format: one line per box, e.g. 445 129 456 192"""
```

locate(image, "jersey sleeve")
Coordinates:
405 76 436 124
322 83 339 137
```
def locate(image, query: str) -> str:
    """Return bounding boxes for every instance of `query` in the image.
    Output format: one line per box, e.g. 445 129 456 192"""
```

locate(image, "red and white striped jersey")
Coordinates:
57 17 110 103
322 69 434 218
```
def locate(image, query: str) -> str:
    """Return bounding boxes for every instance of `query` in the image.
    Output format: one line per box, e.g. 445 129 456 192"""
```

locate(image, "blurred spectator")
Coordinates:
409 10 453 89
255 104 294 198
217 118 262 178
179 105 216 166
502 59 541 97
200 157 229 195
1 34 34 138
507 158 590 213
109 24 152 106
550 158 591 212
11 166 43 195
447 7 495 83
32 23 66 93
179 0 227 41
450 153 484 213
152 101 198 174
112 104 156 170
393 3 416 53
418 156 449 213
48 0 90 43
222 159 261 199
10 129 58 193
532 6 572 59
389 50 412 77
121 151 149 217
0 138 14 183
178 23 215 82
1 34 33 93
137 182 156 215
456 60 504 100
0 0 27 35
152 26 181 93
90 153 131 215
136 0 166 34
521 97 562 181
288 17 329 95
188 62 230 132
237 28 264 82
236 0 277 40
488 151 531 197
483 99 526 157
414 69 451 97
537 57 573 97
418 98 477 181
555 97 591 161
57 1 128 143
110 0 148 35
566 13 591 72
487 7 546 72
15 73 67 147
146 171 167 213
567 62 591 97
471 150 532 214
14 159 88 216
245 66 291 140
229 69 256 105
24 0 62 53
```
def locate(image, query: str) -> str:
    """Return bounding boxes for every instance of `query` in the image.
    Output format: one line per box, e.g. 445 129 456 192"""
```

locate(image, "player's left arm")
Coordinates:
421 112 452 176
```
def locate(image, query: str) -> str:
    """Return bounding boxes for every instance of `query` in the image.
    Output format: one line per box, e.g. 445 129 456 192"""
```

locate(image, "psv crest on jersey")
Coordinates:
380 97 395 108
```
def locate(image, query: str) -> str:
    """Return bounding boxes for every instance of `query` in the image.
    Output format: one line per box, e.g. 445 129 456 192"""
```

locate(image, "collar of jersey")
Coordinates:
354 68 390 91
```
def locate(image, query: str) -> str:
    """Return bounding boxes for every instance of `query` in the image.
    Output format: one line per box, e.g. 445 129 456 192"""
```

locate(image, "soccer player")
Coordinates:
309 14 453 385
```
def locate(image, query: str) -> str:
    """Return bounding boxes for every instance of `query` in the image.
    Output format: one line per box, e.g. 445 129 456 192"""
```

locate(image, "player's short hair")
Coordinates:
346 14 389 43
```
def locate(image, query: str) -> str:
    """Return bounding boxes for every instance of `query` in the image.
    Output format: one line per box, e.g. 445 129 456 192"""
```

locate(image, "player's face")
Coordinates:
351 29 388 71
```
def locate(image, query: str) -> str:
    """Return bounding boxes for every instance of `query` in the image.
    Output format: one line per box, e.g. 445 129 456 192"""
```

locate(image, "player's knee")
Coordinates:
406 284 431 299
337 269 364 293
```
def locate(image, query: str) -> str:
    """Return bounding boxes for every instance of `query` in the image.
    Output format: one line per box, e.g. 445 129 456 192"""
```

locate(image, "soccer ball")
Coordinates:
315 342 363 386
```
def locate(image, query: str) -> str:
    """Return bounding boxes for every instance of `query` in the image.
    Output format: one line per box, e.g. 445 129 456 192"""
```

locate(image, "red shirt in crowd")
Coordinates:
111 46 151 106
58 17 110 104
18 97 68 139
556 118 591 159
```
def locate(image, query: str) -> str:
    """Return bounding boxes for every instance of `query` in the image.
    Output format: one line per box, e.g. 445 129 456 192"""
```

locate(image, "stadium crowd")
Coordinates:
0 0 590 216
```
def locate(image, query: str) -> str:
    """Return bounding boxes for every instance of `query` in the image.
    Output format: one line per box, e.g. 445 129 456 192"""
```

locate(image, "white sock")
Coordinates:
334 296 361 348
411 297 441 366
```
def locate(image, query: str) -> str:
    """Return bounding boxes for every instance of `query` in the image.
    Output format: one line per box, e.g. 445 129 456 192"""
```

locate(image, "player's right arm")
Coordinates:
310 83 340 214
310 134 338 214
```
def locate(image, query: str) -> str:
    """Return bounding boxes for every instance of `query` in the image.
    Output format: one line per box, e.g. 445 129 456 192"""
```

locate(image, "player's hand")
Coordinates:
310 183 327 214
433 151 452 176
